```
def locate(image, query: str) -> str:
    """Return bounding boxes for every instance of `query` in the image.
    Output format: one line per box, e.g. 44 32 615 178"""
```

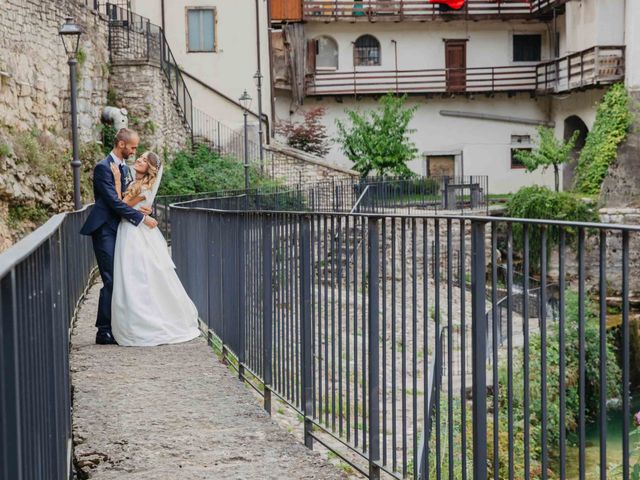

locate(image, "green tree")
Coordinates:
336 93 418 178
515 126 578 192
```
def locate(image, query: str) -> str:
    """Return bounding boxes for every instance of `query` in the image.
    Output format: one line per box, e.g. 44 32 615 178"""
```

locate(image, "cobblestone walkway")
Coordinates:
71 281 346 480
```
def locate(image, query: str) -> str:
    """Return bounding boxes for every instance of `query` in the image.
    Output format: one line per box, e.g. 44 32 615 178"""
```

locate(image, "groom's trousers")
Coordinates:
91 223 118 333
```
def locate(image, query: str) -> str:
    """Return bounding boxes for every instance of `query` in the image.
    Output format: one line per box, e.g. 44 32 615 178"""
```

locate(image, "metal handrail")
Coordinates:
349 185 370 214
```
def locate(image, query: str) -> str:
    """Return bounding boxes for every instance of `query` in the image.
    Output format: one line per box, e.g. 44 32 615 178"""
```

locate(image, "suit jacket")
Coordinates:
80 154 144 236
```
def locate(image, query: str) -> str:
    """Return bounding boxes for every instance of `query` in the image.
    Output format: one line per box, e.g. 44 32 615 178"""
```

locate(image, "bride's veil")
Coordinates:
147 163 164 205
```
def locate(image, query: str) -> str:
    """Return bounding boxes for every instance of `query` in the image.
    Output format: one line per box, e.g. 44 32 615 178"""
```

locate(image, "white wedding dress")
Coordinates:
111 167 201 347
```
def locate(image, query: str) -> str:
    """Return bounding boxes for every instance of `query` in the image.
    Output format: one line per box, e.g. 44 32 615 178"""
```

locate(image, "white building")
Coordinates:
270 0 636 193
128 0 273 143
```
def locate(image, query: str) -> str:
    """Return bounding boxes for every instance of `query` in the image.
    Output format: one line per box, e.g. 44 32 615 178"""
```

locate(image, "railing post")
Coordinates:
300 215 314 449
1 272 22 479
262 214 273 414
367 217 381 479
471 219 488 480
238 213 246 381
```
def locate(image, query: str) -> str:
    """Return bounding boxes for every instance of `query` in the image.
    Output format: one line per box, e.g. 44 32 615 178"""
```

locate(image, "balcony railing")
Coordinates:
305 46 625 96
302 0 567 21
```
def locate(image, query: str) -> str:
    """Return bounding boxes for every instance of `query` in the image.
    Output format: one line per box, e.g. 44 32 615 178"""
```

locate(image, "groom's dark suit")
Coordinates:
80 153 144 333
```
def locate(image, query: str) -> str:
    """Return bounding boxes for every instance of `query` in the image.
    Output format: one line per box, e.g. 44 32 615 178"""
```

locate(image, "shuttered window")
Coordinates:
187 8 216 52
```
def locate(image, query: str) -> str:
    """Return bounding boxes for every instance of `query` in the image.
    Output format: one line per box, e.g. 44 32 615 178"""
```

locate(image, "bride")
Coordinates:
110 151 201 347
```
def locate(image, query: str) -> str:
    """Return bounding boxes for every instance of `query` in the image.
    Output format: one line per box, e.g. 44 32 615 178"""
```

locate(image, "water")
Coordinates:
566 394 640 479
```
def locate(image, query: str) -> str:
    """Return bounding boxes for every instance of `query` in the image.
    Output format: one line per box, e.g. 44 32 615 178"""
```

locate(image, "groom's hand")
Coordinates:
139 206 153 215
143 216 158 229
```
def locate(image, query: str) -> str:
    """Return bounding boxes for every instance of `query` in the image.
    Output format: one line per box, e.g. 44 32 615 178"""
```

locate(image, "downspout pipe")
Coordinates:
160 0 165 34
255 0 266 164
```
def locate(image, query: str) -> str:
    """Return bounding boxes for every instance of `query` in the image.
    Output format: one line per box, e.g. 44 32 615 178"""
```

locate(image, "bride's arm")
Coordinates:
122 192 146 207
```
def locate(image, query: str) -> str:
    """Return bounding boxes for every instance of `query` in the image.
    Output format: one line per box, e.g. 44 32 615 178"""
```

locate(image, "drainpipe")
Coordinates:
255 0 266 169
160 0 165 33
266 0 276 140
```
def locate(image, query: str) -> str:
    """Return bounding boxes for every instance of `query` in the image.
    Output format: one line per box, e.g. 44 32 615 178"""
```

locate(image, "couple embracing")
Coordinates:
80 128 200 347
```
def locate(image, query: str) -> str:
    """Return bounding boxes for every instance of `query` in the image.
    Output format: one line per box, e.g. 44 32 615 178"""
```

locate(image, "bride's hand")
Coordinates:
139 206 152 215
110 162 121 183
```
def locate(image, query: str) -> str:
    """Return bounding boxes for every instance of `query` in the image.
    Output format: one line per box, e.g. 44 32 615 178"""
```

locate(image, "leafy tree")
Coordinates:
336 93 418 178
276 107 331 157
515 126 578 192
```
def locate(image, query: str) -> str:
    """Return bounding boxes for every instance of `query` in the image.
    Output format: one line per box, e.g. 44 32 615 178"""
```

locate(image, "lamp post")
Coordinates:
239 90 252 197
253 70 265 173
59 17 84 210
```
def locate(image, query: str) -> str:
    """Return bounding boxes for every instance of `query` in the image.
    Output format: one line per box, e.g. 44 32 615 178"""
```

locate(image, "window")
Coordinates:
511 134 531 169
187 8 216 52
513 34 541 62
354 35 381 66
511 148 531 169
314 36 338 70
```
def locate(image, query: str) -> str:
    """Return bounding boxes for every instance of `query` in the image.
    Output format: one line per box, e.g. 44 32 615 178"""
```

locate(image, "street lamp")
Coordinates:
253 70 264 172
239 90 252 196
59 17 84 210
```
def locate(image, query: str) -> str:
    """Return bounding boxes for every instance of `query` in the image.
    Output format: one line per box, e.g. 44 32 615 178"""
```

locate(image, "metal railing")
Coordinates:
0 207 95 480
306 46 626 97
170 193 637 479
302 0 568 21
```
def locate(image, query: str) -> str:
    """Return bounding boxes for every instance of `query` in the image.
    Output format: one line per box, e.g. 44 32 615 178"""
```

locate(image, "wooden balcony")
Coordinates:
305 46 625 96
302 0 568 22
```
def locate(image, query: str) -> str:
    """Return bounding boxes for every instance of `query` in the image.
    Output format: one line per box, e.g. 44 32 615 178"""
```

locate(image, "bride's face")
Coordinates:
133 154 150 174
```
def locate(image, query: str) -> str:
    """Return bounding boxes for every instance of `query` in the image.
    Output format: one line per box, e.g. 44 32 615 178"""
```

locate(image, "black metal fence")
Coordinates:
171 196 637 480
0 207 95 480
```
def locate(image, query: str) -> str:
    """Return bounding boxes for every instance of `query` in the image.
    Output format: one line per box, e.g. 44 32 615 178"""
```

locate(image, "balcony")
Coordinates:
302 0 568 22
305 46 625 96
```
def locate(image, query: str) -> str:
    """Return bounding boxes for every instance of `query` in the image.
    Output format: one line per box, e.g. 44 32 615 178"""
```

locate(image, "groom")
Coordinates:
80 128 158 345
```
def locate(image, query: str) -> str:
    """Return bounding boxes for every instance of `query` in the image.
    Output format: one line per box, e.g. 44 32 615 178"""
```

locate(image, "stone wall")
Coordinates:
265 143 358 186
0 0 109 142
109 62 190 155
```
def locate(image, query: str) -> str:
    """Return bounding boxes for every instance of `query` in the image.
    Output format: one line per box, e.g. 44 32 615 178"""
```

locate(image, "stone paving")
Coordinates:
71 280 347 480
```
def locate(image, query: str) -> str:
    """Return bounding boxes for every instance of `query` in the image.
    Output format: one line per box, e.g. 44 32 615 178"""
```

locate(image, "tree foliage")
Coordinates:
276 107 331 157
515 126 578 192
158 145 279 196
336 93 418 178
574 83 633 194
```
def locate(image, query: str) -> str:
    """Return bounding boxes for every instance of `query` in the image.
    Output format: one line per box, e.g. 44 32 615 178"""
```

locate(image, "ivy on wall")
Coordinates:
574 83 634 194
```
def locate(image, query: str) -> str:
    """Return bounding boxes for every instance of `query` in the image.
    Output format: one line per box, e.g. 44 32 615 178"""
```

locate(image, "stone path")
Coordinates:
71 281 347 480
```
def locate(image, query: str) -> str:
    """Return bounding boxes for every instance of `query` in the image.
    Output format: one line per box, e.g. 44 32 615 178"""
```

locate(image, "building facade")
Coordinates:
128 0 273 142
270 0 636 193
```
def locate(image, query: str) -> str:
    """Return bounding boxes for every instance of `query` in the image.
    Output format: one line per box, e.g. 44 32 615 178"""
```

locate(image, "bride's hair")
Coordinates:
127 151 160 199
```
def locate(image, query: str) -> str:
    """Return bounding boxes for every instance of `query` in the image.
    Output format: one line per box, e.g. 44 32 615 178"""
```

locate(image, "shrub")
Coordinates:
506 185 597 272
336 93 418 178
158 144 280 196
574 83 634 194
276 107 331 157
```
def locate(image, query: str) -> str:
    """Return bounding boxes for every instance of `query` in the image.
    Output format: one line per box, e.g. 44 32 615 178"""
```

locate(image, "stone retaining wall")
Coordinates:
265 144 358 186
0 0 109 142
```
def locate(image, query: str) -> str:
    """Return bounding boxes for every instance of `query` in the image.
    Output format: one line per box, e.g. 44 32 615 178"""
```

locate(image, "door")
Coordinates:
445 40 466 92
427 155 455 177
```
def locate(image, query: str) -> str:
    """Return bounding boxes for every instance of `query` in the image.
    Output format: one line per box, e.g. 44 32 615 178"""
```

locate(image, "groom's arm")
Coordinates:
94 163 144 226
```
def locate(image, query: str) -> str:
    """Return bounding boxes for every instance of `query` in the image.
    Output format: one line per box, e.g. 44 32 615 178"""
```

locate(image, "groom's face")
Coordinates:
120 134 140 160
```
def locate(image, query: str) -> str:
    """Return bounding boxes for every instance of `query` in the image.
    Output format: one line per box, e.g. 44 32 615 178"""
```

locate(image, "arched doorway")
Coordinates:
562 115 588 191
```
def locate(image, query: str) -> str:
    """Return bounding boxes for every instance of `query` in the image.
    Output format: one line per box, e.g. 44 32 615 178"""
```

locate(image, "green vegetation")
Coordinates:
158 145 281 196
506 185 597 272
515 126 579 192
574 83 634 194
336 93 418 178
0 143 10 158
495 291 621 478
8 204 49 228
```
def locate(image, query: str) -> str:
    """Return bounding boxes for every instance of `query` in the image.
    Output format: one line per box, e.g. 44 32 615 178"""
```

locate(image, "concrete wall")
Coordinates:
625 0 640 91
130 0 272 132
564 0 625 53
